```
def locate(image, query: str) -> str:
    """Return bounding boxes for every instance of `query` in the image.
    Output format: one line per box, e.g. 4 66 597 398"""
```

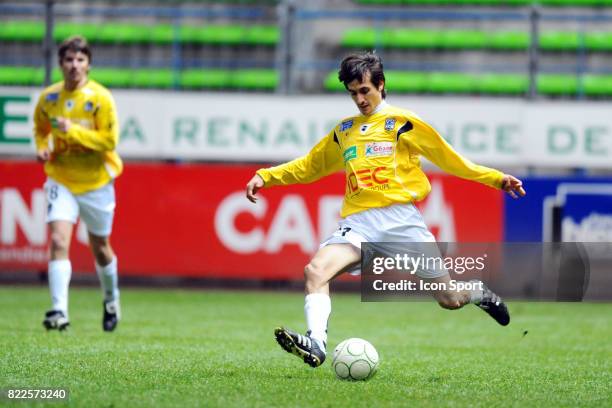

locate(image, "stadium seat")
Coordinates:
195 25 246 45
54 22 100 42
385 71 429 92
427 73 477 93
341 28 378 48
539 31 581 51
324 72 345 91
0 20 279 46
230 69 278 90
0 66 37 85
150 24 175 45
388 29 440 49
440 30 488 49
323 70 612 97
584 32 612 51
341 28 612 52
131 69 175 89
245 25 280 46
487 31 530 50
89 68 133 88
582 75 612 96
180 69 233 89
537 74 579 95
96 23 148 44
478 73 529 94
0 21 45 42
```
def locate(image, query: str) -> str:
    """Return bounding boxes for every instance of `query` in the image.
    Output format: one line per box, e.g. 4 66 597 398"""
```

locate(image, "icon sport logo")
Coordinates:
365 142 394 157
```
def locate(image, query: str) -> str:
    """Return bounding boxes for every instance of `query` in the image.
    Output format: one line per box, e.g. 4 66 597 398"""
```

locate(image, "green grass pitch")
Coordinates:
1 286 611 407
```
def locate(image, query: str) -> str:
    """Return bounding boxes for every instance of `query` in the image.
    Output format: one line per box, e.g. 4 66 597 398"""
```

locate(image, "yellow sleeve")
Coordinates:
402 117 504 189
33 94 51 151
257 130 343 186
64 90 119 151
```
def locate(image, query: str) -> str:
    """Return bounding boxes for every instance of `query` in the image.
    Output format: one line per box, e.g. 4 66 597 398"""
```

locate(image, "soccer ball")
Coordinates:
331 338 379 381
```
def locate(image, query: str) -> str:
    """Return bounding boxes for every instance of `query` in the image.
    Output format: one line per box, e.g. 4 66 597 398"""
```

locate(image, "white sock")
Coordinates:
469 279 485 304
96 256 119 302
304 293 331 351
48 259 72 315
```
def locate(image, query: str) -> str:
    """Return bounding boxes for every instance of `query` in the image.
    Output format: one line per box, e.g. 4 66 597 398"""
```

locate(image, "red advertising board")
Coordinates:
0 161 502 279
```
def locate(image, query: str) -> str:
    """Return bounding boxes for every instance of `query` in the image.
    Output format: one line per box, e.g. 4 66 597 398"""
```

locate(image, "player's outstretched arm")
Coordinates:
501 174 526 199
246 174 265 203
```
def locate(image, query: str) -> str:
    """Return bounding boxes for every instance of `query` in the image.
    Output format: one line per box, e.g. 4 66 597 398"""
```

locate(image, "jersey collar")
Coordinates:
364 100 388 117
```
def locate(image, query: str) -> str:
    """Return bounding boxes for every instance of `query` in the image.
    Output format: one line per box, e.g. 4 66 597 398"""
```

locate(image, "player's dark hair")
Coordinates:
338 52 386 98
58 36 92 64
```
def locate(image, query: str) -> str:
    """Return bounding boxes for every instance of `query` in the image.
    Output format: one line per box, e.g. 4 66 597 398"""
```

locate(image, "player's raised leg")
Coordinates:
275 243 360 367
425 274 510 326
90 233 121 332
43 220 73 331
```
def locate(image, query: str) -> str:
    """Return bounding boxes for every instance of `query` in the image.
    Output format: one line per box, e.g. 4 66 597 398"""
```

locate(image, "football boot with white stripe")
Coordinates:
42 310 70 331
476 284 510 326
274 327 326 367
103 299 121 332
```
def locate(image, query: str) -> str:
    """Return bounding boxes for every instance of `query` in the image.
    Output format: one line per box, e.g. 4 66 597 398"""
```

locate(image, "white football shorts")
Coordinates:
321 203 447 279
44 178 116 237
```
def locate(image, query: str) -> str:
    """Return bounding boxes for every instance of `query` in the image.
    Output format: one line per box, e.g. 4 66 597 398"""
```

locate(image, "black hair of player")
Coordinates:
58 36 92 64
338 52 386 99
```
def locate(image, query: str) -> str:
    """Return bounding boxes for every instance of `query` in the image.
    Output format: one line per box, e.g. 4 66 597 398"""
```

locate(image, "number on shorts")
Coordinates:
340 227 352 236
48 185 58 201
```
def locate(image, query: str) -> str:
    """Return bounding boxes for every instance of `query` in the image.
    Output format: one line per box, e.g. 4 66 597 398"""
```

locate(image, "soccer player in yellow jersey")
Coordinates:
34 36 122 332
246 53 526 368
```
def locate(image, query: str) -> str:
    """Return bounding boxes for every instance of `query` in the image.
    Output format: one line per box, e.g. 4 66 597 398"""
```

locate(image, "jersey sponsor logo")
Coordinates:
340 119 353 132
365 142 394 157
346 166 389 193
343 146 357 163
360 124 371 134
52 137 94 154
45 93 59 102
385 118 396 131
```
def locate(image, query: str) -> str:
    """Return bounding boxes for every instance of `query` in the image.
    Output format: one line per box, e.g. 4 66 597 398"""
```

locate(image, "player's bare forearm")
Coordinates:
246 174 265 203
501 174 526 199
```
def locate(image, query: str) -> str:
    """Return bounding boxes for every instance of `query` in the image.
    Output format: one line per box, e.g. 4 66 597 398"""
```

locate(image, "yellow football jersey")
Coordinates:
257 103 504 218
33 79 122 194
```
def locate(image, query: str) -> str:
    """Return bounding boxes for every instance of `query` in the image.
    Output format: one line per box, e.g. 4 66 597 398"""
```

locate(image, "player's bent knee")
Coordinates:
304 263 326 290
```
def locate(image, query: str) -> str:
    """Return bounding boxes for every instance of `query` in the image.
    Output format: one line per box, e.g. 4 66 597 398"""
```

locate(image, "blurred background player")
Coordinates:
246 52 526 368
33 36 123 332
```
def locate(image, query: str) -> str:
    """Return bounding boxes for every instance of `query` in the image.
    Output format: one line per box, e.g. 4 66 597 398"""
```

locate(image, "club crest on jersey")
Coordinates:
343 146 357 163
365 142 394 157
340 119 353 132
360 124 371 134
65 99 74 110
84 101 94 112
385 118 396 131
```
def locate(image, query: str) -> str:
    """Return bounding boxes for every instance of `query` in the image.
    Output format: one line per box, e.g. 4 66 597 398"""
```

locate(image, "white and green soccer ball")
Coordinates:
331 338 379 381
